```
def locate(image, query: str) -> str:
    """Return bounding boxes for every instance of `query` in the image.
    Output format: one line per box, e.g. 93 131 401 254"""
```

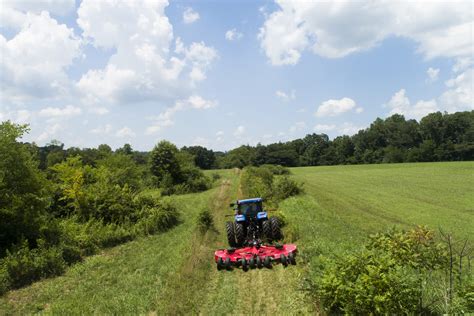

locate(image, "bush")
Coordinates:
273 176 303 201
0 240 66 293
134 199 180 235
260 164 290 175
317 227 472 314
319 251 421 314
197 209 214 233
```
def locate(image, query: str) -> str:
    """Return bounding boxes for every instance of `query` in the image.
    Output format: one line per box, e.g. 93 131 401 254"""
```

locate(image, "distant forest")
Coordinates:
31 110 474 170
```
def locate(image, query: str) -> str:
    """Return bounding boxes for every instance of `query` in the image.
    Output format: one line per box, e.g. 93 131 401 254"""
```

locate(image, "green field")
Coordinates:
1 162 473 314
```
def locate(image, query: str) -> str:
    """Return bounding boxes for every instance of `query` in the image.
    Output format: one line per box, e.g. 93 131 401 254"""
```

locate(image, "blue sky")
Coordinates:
1 0 472 151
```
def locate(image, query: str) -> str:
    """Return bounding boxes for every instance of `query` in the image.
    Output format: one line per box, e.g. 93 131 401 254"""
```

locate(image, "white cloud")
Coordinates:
439 68 473 112
183 7 200 24
289 121 306 133
339 122 363 136
259 1 473 65
276 89 296 101
116 126 136 138
315 97 356 117
314 124 336 132
37 123 62 142
355 107 364 114
427 67 440 82
90 124 113 135
192 137 210 147
0 11 81 102
233 125 245 137
386 89 439 120
39 105 82 118
225 28 243 41
88 107 109 115
146 95 217 134
76 1 217 105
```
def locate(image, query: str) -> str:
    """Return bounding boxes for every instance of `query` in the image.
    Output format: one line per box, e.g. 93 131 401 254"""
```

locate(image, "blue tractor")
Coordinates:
226 198 282 247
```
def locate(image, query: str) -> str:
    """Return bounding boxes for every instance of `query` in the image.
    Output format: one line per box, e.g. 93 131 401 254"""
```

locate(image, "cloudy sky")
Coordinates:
1 0 473 151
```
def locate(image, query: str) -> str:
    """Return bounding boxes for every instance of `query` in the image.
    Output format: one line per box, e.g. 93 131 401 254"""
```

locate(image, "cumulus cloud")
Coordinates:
427 67 440 82
339 122 364 135
259 1 473 65
76 1 217 105
116 126 136 138
183 7 200 24
39 105 82 119
276 89 296 101
233 125 246 137
37 123 62 142
315 97 357 117
386 89 439 120
225 28 243 41
0 11 81 102
90 124 113 135
289 121 306 133
146 95 217 134
314 124 336 132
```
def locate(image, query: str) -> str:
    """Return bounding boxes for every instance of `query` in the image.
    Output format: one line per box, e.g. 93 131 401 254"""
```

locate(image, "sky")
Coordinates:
0 0 473 151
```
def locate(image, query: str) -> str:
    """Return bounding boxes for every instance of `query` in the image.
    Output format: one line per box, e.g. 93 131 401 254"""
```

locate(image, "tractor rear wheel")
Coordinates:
226 221 237 247
262 219 272 242
234 222 245 247
270 217 282 241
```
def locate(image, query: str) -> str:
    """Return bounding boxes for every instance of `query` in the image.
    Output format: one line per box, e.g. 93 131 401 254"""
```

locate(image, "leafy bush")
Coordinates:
197 209 214 233
318 227 472 314
273 176 303 201
0 240 66 293
260 164 290 175
134 199 180 235
320 251 421 314
240 166 302 206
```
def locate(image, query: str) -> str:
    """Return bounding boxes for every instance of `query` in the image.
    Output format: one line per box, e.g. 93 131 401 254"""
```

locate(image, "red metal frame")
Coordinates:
215 244 297 265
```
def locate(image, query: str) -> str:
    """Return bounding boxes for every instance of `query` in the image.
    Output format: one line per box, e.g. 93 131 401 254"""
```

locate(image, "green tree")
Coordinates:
0 122 49 256
149 140 182 185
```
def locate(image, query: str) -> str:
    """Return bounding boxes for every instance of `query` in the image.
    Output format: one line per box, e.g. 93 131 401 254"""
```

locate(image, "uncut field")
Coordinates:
1 162 472 314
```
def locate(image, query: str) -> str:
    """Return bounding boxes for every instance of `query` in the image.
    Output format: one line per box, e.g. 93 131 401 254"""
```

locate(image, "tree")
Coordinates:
0 121 49 256
149 140 182 185
181 146 216 169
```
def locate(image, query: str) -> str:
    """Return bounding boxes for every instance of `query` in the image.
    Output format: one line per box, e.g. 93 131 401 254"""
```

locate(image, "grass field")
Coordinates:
1 162 472 314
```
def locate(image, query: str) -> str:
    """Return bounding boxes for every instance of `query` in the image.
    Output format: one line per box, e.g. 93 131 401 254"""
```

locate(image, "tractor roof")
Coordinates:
237 198 263 204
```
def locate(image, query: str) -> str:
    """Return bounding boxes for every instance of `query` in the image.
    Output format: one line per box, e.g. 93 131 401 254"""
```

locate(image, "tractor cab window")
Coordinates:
238 202 262 217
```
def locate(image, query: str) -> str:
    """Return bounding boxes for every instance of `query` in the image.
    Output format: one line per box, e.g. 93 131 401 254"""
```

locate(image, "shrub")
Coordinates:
210 172 221 181
260 164 290 175
0 240 66 292
134 199 180 235
319 251 420 314
272 176 303 201
197 209 214 233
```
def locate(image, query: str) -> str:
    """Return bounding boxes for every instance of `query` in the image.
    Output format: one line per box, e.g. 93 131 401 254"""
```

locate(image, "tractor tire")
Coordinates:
225 257 232 270
264 256 272 268
288 252 296 265
249 257 256 269
270 217 283 241
226 221 237 247
280 254 288 267
262 219 272 242
256 256 263 269
217 258 224 270
234 222 245 247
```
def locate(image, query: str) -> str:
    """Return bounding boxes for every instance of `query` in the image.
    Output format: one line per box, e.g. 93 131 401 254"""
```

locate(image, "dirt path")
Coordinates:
197 174 315 315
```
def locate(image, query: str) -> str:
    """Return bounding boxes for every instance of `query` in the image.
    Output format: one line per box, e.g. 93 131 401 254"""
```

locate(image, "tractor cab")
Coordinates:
231 198 267 222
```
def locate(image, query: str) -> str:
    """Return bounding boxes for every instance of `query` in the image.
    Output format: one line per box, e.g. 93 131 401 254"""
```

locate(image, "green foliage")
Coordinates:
197 209 214 233
134 199 180 235
0 240 66 294
150 141 211 195
150 141 182 185
320 251 420 314
259 164 290 175
0 121 50 256
318 227 470 314
240 166 302 207
272 176 303 202
181 146 216 169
